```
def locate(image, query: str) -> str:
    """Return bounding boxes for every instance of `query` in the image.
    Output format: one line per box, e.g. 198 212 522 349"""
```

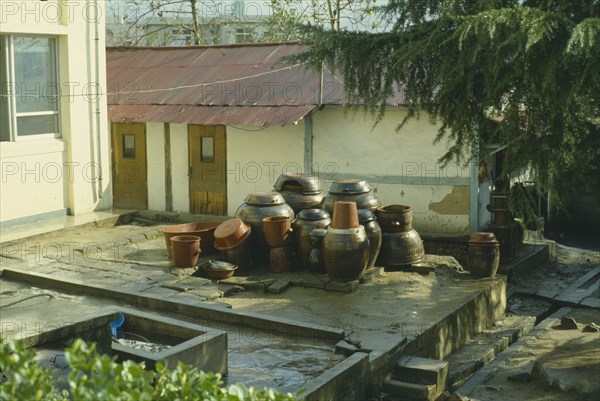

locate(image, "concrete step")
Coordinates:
394 355 449 396
445 314 536 391
381 379 437 401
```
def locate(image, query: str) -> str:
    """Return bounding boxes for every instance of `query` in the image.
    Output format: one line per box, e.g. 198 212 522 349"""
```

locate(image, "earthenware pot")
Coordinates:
170 235 201 268
322 226 369 281
331 201 360 229
308 228 327 272
214 219 251 250
216 232 252 270
274 173 324 213
358 209 382 268
262 216 293 248
269 246 294 273
322 179 381 213
203 261 238 280
163 222 220 257
293 209 331 270
376 205 413 233
235 192 295 265
467 232 500 277
379 230 425 266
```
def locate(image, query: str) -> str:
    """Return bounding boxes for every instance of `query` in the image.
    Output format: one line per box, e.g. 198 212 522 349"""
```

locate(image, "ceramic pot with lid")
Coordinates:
321 179 381 214
358 209 382 268
322 226 369 281
467 232 500 277
274 173 324 213
292 209 331 270
235 192 295 265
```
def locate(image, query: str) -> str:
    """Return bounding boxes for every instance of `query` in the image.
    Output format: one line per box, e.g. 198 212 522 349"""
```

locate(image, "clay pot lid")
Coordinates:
245 192 285 206
273 173 323 193
328 179 372 195
357 209 376 222
297 208 330 221
468 232 499 245
214 219 251 250
377 205 412 214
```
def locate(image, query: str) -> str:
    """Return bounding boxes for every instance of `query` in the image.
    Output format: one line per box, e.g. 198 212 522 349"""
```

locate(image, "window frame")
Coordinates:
1 34 61 142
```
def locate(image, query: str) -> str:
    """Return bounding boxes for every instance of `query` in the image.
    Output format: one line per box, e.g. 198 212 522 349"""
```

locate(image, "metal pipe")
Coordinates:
94 0 103 198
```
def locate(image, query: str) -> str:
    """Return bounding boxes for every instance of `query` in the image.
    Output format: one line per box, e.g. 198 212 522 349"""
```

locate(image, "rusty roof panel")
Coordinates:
106 43 406 125
108 104 315 127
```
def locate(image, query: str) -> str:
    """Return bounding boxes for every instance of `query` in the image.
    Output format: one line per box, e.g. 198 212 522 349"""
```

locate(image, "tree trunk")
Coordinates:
190 0 201 45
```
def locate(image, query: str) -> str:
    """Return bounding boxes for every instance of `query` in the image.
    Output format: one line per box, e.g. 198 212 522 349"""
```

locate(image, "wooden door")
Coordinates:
112 123 148 210
188 125 226 215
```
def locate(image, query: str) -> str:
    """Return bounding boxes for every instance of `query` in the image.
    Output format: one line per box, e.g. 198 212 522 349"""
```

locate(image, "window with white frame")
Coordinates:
1 35 60 142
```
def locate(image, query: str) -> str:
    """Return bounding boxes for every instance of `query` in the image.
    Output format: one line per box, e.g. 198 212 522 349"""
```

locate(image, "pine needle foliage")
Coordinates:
290 0 600 208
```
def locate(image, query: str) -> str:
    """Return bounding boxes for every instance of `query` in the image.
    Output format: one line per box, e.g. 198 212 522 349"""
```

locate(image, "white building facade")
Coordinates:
1 0 111 226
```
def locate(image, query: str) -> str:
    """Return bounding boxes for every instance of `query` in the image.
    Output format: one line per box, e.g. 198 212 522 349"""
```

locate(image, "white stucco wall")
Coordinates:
170 123 190 213
0 0 111 224
226 124 305 216
146 122 166 211
313 106 472 235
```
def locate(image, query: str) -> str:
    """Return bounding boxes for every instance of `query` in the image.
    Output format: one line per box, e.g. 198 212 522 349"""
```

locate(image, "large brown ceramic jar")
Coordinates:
467 232 500 277
323 226 369 281
292 209 331 270
235 192 294 265
358 209 382 268
377 204 424 266
274 173 324 214
321 179 381 214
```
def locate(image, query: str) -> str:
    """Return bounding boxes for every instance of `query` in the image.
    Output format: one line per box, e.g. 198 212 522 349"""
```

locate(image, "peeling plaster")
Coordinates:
428 186 470 215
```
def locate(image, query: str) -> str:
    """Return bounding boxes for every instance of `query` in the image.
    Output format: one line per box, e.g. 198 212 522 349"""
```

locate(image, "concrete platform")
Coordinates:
0 211 508 399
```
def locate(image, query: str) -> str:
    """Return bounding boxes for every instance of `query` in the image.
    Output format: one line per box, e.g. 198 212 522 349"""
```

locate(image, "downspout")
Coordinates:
470 125 480 233
94 0 103 198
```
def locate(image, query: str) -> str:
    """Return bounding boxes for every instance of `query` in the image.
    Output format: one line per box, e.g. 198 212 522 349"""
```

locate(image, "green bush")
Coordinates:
1 340 299 401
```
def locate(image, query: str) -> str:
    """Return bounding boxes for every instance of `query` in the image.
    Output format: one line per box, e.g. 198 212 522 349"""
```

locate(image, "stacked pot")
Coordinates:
235 192 295 265
274 173 324 214
292 208 331 271
322 201 370 281
213 218 252 270
321 179 381 214
376 205 425 266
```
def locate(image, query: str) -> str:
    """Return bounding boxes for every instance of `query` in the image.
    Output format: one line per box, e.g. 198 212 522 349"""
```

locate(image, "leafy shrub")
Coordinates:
1 340 299 401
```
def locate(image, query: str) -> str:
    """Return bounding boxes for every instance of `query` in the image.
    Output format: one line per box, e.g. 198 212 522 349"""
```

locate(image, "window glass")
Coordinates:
17 114 59 136
201 136 214 163
0 36 10 141
123 134 135 158
14 37 58 114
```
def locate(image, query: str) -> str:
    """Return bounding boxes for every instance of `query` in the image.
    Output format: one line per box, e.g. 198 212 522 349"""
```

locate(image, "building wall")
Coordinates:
170 123 190 213
1 0 111 225
146 122 166 211
226 124 305 216
312 106 472 235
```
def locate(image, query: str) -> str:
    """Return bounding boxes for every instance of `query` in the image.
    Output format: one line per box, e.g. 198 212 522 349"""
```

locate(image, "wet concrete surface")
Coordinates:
0 217 524 398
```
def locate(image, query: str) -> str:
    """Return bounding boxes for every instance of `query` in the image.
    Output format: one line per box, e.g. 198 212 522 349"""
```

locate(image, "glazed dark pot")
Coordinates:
376 205 414 233
379 230 425 266
274 173 324 214
467 232 500 277
235 192 294 265
358 209 382 268
323 226 369 281
292 209 331 270
322 180 381 213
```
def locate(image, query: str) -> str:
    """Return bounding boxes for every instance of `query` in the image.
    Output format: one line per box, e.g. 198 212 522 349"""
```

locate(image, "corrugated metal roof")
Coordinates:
108 104 315 126
106 43 406 126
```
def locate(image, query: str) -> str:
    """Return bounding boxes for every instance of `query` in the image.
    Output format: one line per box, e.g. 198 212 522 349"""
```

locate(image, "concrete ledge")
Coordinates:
1 267 345 341
301 352 369 401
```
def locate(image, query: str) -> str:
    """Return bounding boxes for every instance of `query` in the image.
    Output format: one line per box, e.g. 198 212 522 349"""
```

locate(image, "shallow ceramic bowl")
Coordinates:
203 263 238 280
163 222 221 257
214 219 251 250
